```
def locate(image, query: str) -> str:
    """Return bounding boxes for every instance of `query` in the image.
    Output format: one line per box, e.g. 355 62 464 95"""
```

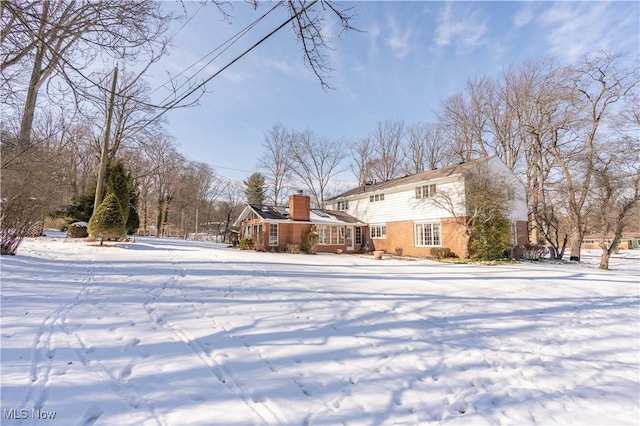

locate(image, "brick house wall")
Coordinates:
365 218 529 258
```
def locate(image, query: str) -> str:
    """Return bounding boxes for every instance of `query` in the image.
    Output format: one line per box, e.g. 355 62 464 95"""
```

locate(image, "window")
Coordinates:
336 200 349 211
369 193 385 202
269 224 278 246
415 222 441 246
355 227 362 245
317 225 345 245
415 184 437 199
370 224 387 239
318 226 329 245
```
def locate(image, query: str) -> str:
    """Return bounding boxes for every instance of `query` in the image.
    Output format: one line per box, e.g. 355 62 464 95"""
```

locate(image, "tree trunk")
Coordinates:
463 231 471 259
599 251 611 270
18 45 44 149
155 197 163 237
557 234 569 260
569 225 584 261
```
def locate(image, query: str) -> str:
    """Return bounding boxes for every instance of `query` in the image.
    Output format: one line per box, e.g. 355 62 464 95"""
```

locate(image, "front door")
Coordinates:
345 226 354 251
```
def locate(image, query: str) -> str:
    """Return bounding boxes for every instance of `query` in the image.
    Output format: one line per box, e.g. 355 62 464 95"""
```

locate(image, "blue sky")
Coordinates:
145 1 639 184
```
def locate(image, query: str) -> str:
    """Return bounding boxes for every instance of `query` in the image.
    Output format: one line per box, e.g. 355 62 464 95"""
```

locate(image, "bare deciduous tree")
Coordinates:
589 88 640 269
348 136 374 186
370 119 405 181
258 123 293 205
1 0 171 150
438 77 493 162
550 52 639 261
403 122 451 174
288 129 347 207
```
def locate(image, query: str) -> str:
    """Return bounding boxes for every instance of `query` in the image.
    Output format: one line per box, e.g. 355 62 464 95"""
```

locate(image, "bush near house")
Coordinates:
301 231 319 254
430 247 457 259
239 237 253 250
281 242 301 254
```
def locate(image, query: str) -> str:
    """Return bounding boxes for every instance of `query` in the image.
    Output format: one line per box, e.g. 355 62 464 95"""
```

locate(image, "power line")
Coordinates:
151 1 284 106
149 0 320 123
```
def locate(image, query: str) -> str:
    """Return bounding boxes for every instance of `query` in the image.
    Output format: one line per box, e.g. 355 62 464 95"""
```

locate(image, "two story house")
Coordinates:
324 156 529 258
235 156 529 257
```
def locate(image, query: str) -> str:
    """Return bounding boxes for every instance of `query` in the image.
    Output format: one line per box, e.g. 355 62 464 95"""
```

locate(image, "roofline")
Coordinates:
326 156 498 201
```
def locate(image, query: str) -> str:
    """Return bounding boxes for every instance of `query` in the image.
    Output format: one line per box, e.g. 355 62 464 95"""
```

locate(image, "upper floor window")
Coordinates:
415 184 437 199
336 200 349 210
369 193 385 202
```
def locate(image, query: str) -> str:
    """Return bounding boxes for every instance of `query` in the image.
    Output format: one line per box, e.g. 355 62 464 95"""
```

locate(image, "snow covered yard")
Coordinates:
1 234 639 425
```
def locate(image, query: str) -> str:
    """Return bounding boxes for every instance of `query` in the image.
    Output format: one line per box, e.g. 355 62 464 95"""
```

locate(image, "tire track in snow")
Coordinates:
143 249 286 425
20 253 96 422
22 248 164 426
59 323 164 426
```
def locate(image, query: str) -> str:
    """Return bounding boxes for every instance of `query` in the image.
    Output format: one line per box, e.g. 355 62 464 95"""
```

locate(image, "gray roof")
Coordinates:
245 204 364 225
326 156 494 201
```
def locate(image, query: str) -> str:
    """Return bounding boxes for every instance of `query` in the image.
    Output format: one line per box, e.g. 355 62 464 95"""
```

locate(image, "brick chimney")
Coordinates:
289 194 310 221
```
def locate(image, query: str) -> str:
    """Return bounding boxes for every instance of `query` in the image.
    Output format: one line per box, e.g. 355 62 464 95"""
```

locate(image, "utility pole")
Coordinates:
93 66 118 212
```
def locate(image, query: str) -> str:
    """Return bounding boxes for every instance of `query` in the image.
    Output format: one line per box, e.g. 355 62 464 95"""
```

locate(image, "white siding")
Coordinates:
329 157 529 225
486 157 528 221
344 179 466 223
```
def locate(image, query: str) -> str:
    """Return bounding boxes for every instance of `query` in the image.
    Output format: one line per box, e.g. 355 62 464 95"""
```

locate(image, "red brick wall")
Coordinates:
441 218 468 258
243 217 530 258
366 218 468 258
289 195 310 221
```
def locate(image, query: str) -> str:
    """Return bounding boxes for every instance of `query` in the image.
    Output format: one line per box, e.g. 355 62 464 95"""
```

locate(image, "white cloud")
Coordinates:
537 2 619 62
513 3 534 28
385 16 415 58
433 2 487 51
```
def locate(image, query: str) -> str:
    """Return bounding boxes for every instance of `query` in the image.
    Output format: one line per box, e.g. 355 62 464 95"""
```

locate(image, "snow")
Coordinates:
1 232 639 425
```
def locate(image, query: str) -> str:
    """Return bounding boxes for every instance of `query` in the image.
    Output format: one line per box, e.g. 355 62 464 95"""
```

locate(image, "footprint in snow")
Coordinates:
123 337 140 351
81 405 103 426
120 365 132 381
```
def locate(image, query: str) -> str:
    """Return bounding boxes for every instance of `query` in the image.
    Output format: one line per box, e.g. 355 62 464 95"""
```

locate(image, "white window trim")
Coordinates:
370 224 387 239
355 227 362 245
414 222 441 247
415 184 437 199
317 225 346 245
269 223 278 246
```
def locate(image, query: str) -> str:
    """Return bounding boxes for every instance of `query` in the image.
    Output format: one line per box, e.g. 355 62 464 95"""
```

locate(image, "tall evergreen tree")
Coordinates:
126 184 140 235
106 160 131 222
88 193 126 245
244 172 266 205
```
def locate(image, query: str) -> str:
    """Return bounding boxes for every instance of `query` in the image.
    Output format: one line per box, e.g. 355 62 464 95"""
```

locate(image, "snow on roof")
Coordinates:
240 204 365 226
